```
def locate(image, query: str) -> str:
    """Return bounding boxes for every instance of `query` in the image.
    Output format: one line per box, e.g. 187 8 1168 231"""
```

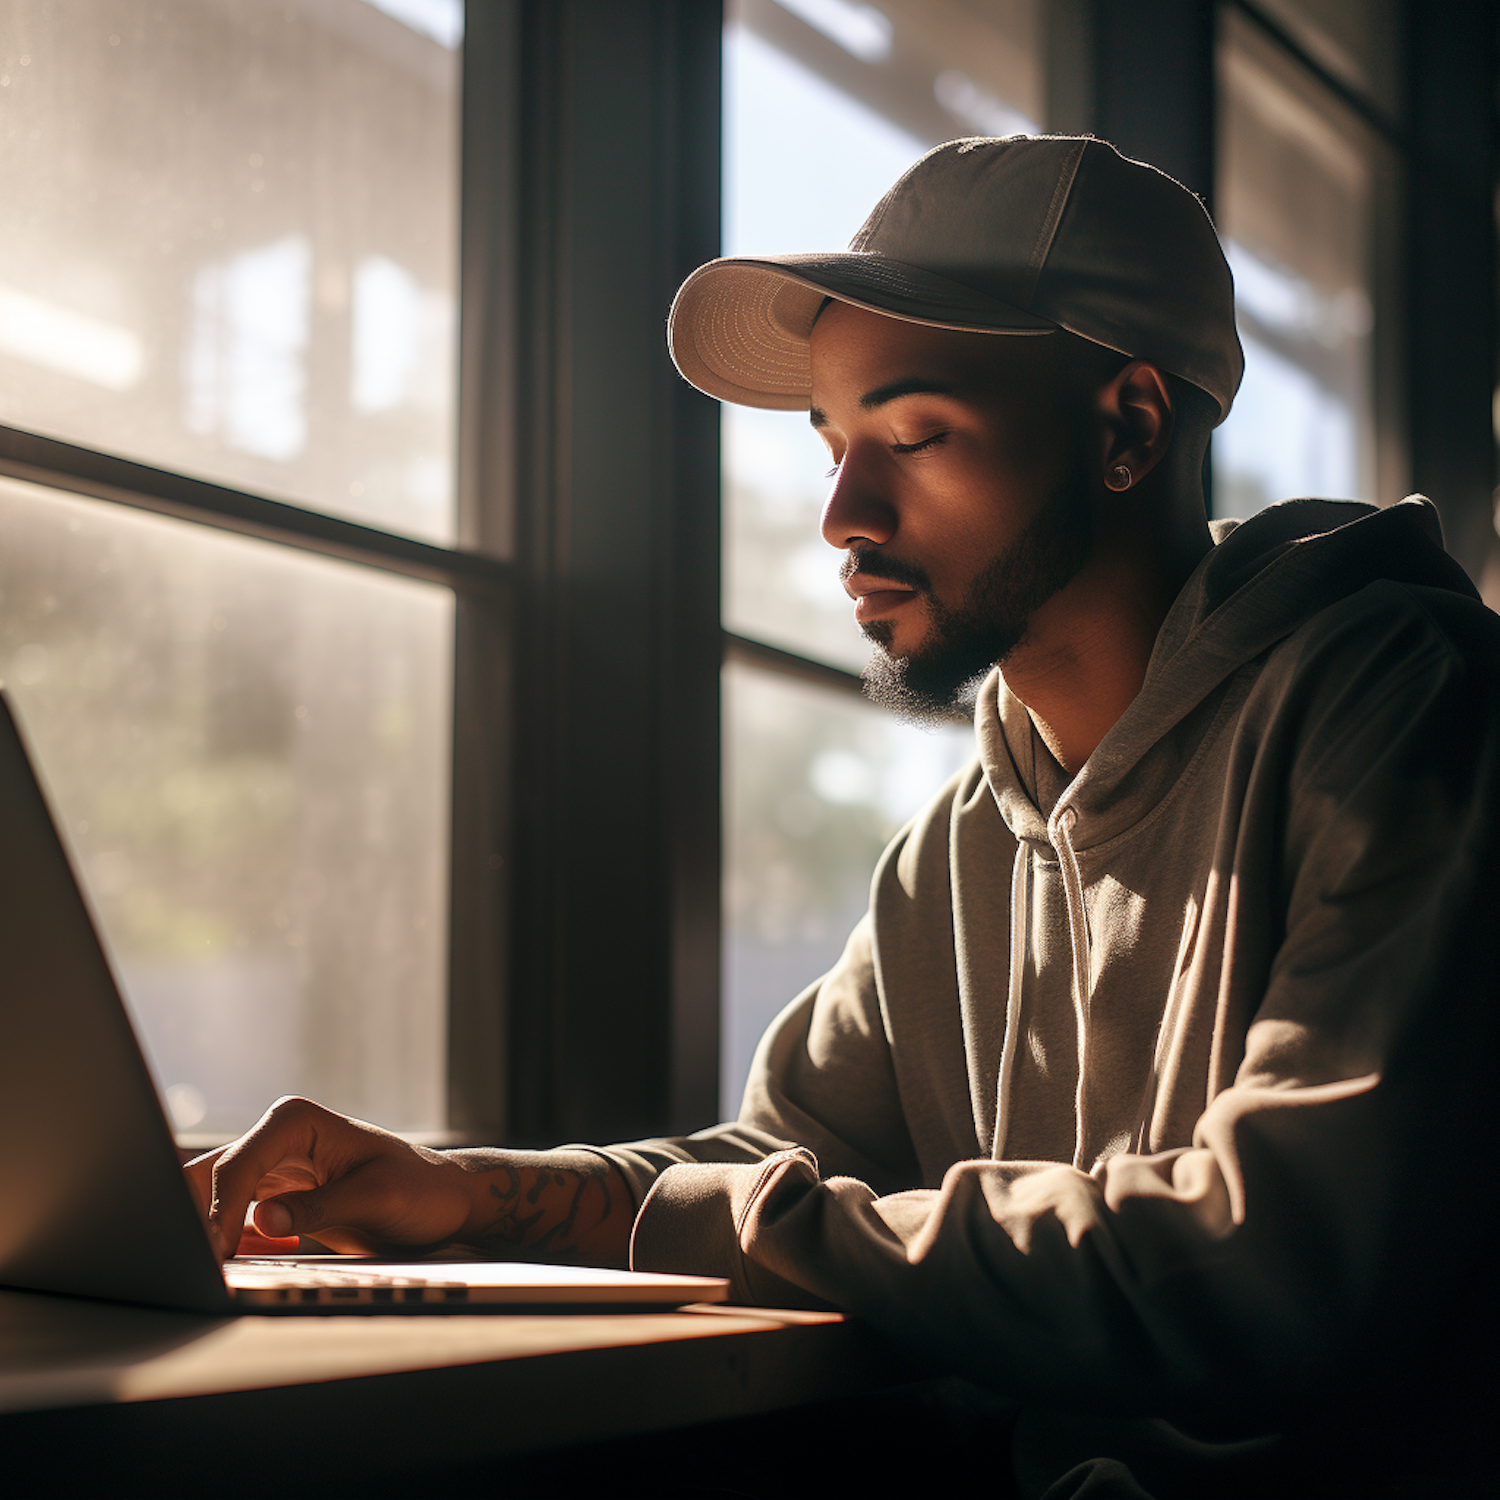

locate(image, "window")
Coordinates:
1246 0 1400 106
1213 4 1399 515
0 0 461 539
0 2 725 1150
0 0 465 1142
3 2 1488 1151
720 0 1045 1113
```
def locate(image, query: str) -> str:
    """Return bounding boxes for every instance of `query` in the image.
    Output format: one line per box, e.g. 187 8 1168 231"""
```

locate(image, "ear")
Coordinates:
1098 360 1175 489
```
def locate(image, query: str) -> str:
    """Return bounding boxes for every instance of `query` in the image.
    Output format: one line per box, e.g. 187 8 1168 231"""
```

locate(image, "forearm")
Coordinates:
446 1148 634 1268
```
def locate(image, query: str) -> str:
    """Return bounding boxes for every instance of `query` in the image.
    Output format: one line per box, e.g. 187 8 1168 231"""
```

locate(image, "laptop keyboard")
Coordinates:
227 1258 470 1304
236 1260 437 1285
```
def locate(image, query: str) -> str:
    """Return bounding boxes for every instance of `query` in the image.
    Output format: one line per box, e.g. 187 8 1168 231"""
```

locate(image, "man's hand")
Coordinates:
184 1096 633 1267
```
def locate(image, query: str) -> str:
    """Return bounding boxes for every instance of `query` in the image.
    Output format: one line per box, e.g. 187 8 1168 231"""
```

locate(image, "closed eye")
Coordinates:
891 432 948 456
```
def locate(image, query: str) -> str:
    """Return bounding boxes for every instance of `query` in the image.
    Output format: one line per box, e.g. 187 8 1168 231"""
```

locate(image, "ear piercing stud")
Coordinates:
1106 464 1133 491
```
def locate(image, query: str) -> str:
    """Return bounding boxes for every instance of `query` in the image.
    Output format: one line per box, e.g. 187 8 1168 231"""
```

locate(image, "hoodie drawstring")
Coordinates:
992 840 1030 1159
1052 804 1092 1169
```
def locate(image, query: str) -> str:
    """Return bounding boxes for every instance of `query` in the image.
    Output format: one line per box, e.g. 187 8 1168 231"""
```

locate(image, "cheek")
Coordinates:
918 449 1034 555
971 411 1080 513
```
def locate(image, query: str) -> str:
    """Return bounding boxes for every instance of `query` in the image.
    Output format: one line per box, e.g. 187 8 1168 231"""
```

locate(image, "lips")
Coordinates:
845 572 919 624
854 589 916 624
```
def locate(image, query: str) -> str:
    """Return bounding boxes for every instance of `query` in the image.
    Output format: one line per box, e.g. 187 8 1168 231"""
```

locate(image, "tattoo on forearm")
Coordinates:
483 1165 607 1256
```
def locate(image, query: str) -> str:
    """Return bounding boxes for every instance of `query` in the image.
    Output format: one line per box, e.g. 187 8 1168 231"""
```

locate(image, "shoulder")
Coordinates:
875 755 1000 906
1255 579 1500 736
1278 576 1494 668
1254 582 1500 840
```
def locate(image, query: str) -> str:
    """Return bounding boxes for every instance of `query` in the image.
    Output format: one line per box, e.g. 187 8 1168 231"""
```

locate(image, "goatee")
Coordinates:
858 473 1092 727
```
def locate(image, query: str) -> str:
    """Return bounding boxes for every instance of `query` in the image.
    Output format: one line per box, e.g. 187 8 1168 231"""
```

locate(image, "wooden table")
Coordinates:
0 1287 891 1496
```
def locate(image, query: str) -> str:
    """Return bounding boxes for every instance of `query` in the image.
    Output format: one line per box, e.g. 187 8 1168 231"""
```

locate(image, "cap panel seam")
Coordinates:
1020 139 1087 309
850 173 908 250
849 137 963 250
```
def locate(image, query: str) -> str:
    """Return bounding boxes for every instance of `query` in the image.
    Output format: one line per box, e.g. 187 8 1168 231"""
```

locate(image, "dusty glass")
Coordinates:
722 661 971 1115
0 477 453 1139
0 0 461 542
1214 15 1380 518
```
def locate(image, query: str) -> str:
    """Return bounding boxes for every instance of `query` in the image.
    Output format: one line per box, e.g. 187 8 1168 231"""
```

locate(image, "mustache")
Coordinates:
839 548 933 593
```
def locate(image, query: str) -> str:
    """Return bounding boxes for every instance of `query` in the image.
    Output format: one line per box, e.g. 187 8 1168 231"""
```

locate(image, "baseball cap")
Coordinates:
668 135 1243 422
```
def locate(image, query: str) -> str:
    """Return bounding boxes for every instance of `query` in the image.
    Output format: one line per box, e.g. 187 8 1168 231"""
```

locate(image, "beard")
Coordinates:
856 472 1093 727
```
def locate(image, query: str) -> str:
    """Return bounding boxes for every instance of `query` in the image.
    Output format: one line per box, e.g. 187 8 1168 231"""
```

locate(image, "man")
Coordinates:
189 138 1496 1494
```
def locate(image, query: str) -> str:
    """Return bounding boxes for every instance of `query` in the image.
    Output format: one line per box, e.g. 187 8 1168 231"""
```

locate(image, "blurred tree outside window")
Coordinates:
0 0 461 1140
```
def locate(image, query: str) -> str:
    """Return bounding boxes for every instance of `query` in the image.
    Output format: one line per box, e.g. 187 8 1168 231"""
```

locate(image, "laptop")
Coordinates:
0 688 728 1314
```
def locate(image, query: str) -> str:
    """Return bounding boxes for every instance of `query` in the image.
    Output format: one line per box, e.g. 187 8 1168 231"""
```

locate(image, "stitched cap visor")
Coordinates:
668 137 1243 420
669 253 1054 412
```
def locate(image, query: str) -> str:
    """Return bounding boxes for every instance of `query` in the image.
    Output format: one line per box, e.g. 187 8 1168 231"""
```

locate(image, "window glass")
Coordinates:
1249 0 1399 109
0 0 461 543
723 0 1043 671
721 1 1042 1115
1214 14 1380 517
723 661 971 1114
0 477 452 1140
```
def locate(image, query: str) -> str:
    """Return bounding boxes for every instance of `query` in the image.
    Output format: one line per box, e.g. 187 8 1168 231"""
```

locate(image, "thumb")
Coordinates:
253 1171 386 1251
252 1196 300 1237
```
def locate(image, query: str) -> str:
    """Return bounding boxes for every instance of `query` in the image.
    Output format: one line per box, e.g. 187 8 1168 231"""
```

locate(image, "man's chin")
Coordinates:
860 641 991 727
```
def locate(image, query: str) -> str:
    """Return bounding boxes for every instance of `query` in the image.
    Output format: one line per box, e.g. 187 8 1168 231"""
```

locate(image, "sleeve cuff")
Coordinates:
557 1144 664 1215
629 1149 832 1308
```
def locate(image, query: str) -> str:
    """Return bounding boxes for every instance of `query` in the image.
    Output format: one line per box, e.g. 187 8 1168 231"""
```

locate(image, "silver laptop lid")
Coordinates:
0 688 231 1314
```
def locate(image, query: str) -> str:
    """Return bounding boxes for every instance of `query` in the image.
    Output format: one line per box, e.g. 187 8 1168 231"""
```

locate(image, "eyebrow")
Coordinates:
809 377 959 429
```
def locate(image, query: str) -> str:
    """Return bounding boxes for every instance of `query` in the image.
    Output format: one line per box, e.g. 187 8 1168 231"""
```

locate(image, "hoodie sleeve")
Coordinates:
630 585 1500 1416
586 914 924 1215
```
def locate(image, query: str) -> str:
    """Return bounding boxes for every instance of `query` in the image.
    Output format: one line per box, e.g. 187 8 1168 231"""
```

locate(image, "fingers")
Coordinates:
183 1146 226 1228
253 1171 375 1238
203 1096 333 1259
184 1140 311 1248
254 1168 394 1255
192 1095 468 1261
253 1151 466 1254
235 1223 303 1257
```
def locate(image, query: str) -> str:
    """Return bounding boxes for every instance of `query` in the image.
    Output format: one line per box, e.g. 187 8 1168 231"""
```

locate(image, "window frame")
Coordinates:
0 0 727 1149
2 0 1490 1149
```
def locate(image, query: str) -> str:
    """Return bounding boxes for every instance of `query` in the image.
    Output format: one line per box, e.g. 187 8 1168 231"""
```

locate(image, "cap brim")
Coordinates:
668 254 1055 410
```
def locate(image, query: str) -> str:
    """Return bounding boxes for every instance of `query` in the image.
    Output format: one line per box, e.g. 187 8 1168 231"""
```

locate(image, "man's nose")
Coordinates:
819 446 897 550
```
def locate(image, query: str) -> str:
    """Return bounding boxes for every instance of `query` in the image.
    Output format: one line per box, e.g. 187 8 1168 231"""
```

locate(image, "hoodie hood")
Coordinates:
980 496 1478 850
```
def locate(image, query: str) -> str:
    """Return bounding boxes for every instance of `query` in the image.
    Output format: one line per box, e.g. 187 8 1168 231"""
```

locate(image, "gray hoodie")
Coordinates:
599 496 1499 1434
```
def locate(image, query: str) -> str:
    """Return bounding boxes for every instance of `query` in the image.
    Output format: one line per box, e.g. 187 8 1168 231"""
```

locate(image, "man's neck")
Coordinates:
1001 507 1211 775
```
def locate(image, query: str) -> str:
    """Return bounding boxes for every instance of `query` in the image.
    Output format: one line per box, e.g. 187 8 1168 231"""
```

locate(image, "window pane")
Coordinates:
0 479 452 1138
1214 15 1383 517
722 661 971 1114
1249 0 1399 108
723 0 1043 671
721 3 1043 1115
0 0 461 542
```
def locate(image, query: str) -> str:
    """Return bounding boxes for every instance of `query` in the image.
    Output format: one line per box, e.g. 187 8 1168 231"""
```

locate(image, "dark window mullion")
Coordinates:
0 422 509 600
445 1 524 1143
1225 0 1408 151
722 631 865 700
